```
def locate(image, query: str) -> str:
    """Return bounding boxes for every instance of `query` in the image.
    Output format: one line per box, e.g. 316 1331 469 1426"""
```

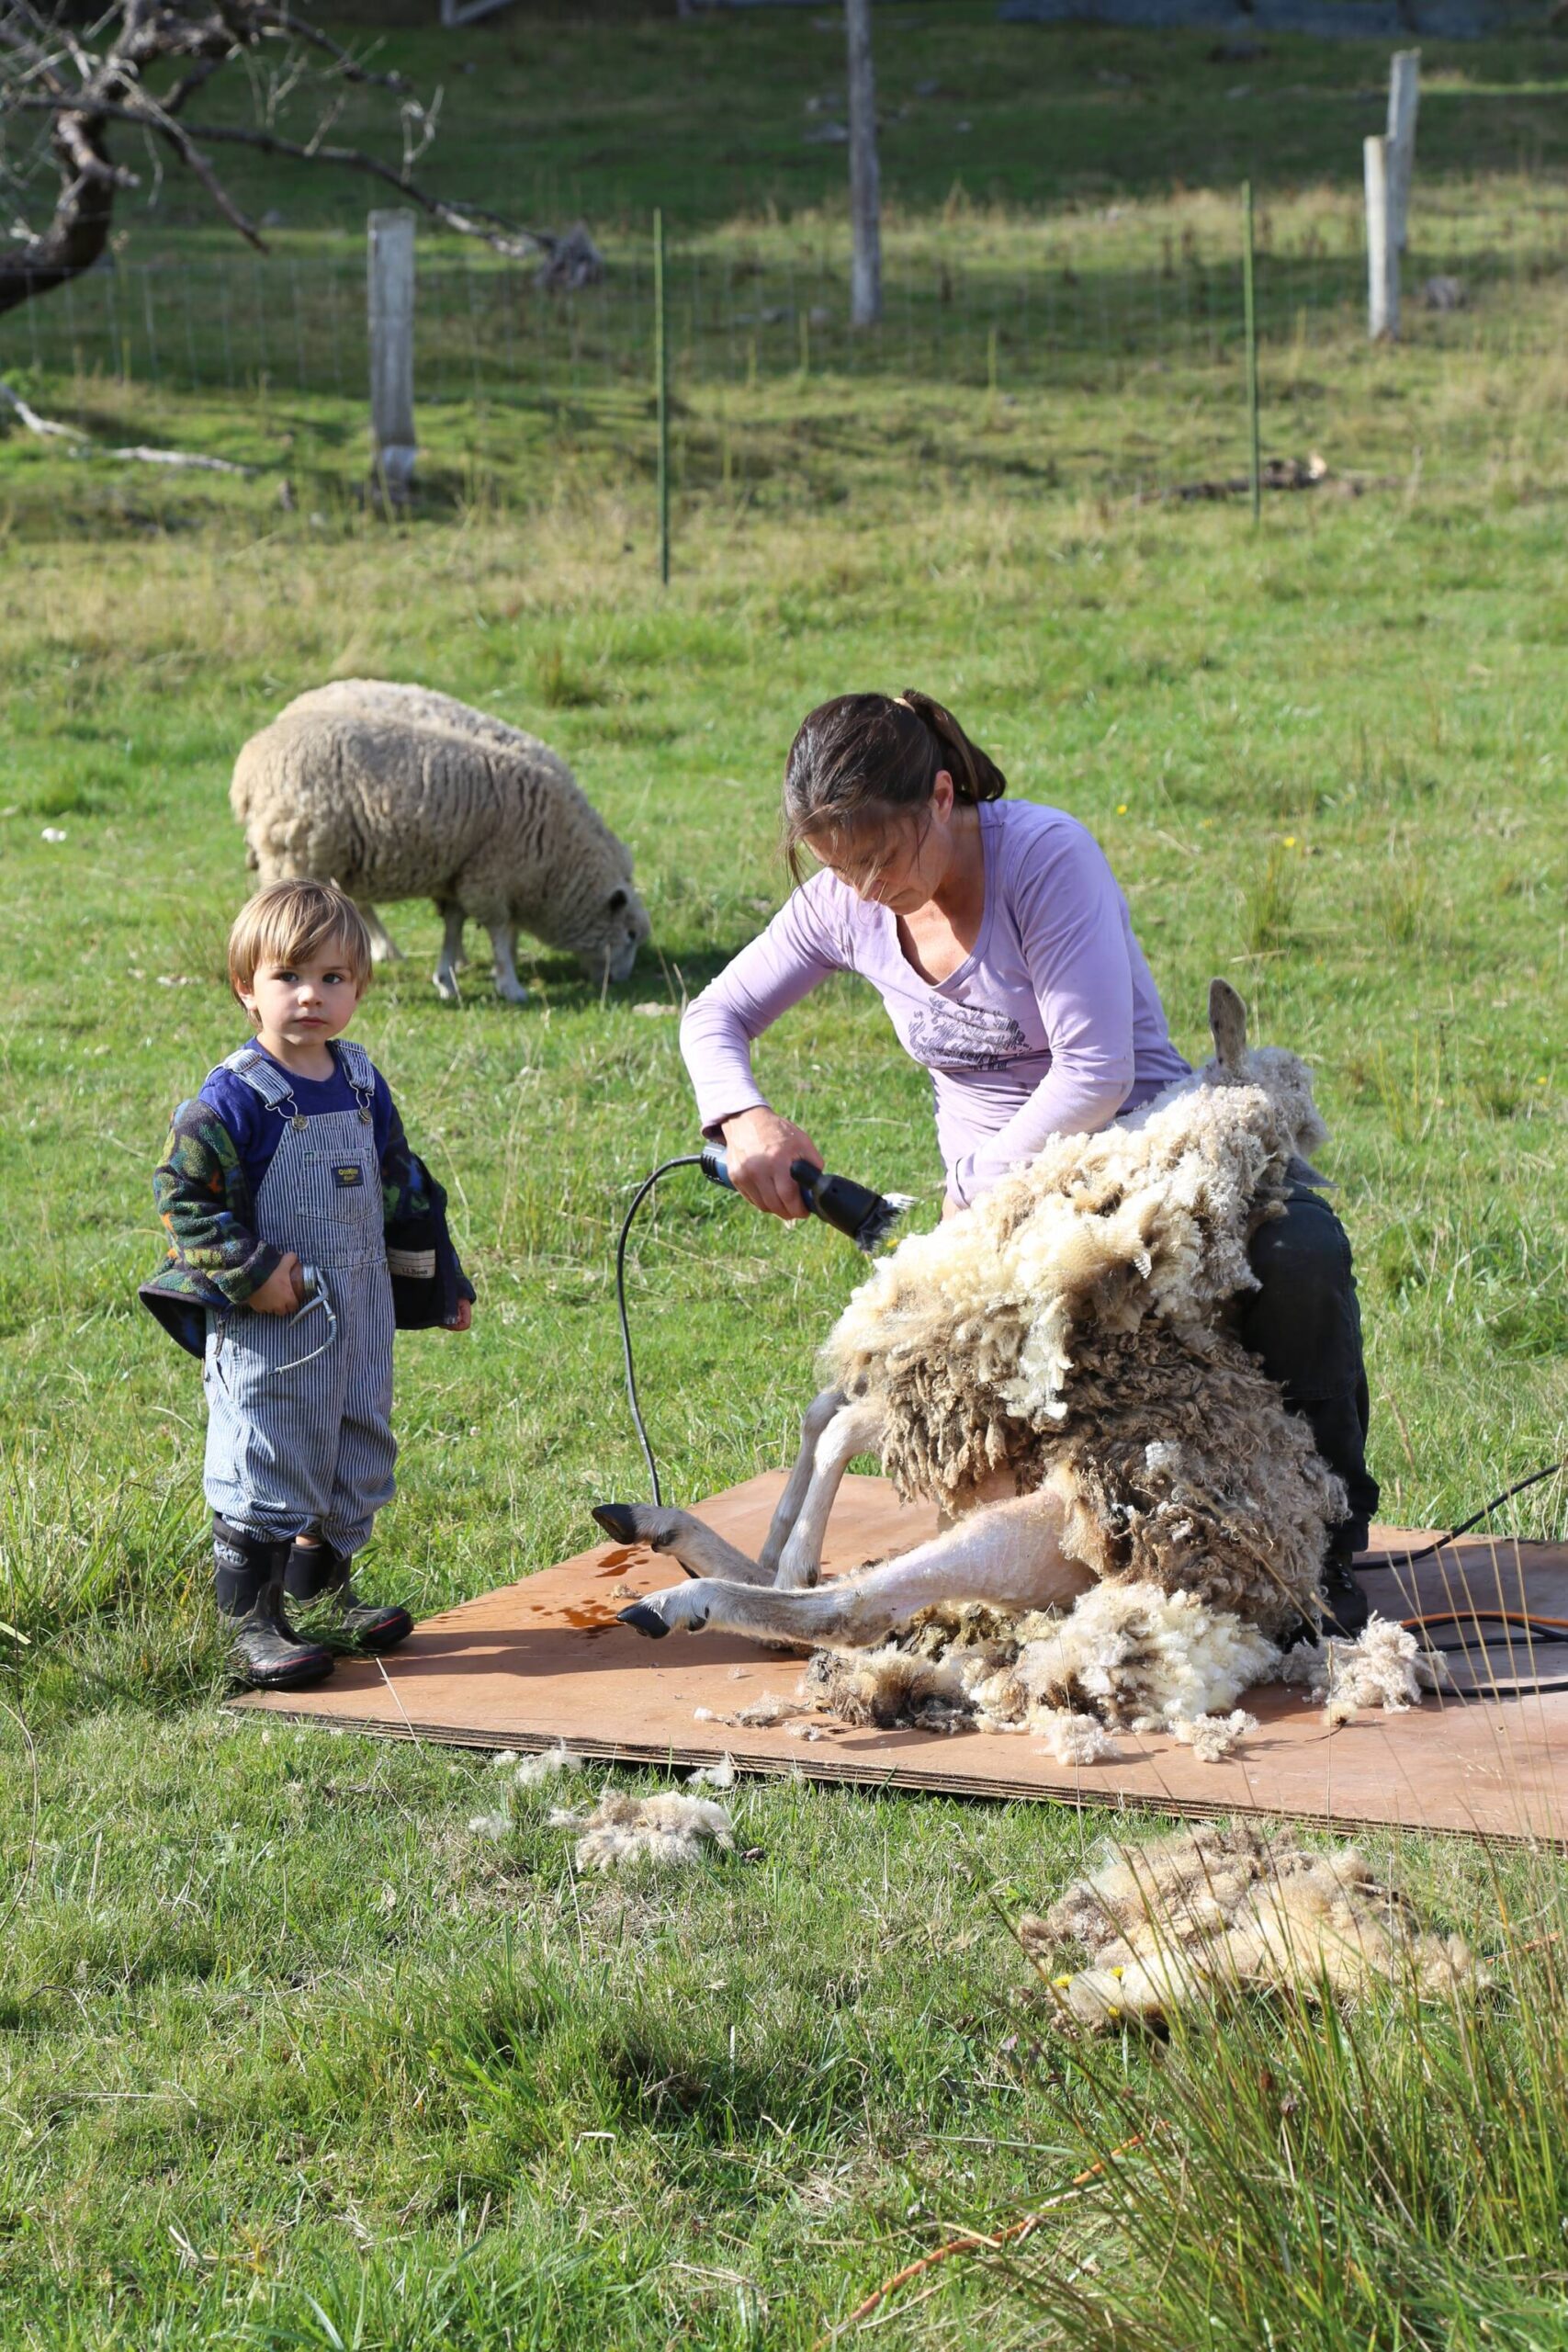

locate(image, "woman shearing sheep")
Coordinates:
680 690 1379 1634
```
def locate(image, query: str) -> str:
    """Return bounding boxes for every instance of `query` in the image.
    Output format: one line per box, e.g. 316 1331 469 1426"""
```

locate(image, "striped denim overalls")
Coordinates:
203 1039 397 1556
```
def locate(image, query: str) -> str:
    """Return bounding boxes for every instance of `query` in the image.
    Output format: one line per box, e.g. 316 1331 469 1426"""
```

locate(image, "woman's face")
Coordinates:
806 770 960 911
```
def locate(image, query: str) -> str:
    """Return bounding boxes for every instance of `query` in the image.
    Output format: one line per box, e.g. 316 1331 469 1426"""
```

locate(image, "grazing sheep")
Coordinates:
1019 1821 1479 2029
602 981 1373 1745
231 679 651 1003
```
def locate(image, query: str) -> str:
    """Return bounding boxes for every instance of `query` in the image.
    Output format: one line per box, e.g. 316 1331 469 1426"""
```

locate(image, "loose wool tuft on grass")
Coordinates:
548 1789 738 1873
1021 1821 1483 2030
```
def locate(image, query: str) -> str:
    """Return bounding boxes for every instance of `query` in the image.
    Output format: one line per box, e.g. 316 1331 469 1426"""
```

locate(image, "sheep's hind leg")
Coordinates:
359 902 403 966
489 922 530 1006
591 1502 773 1587
433 903 466 1004
618 1487 1095 1645
772 1396 886 1591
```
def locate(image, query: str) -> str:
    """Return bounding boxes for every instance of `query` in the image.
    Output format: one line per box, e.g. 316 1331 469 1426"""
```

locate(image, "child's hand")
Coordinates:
445 1297 474 1333
250 1252 305 1316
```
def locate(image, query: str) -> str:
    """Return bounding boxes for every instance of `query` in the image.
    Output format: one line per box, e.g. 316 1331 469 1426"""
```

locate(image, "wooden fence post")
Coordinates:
1386 50 1420 255
845 0 882 328
1364 135 1397 341
367 209 417 500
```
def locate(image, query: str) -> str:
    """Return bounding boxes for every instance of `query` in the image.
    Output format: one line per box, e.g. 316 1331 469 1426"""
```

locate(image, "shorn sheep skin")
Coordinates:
231 679 651 1003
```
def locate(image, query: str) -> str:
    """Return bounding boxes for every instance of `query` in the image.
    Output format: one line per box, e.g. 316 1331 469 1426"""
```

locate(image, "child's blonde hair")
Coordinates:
229 880 373 1013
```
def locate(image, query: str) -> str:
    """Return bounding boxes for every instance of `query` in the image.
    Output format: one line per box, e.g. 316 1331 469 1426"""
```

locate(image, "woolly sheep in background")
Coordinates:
230 679 652 1004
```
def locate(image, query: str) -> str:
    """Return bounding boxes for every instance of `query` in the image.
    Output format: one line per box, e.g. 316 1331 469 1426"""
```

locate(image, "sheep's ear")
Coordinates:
1207 978 1248 1074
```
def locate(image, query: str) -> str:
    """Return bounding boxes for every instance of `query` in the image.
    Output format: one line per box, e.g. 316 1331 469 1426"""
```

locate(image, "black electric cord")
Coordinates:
615 1155 704 1508
1359 1454 1568 1573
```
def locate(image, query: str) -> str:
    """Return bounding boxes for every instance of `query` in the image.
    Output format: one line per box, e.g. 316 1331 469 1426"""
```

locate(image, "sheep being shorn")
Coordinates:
603 982 1370 1743
231 679 651 1003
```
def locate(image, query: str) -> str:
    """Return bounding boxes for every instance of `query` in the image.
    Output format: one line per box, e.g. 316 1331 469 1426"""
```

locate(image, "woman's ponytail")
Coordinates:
894 690 1008 804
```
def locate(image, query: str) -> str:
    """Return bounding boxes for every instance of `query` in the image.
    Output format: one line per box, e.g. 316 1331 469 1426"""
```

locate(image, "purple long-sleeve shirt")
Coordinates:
681 797 1191 1206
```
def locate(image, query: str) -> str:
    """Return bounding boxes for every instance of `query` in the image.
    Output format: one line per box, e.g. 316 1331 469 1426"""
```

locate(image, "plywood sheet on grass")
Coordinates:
233 1473 1568 1845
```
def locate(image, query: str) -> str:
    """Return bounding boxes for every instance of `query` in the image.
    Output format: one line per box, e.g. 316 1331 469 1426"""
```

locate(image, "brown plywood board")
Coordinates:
234 1473 1568 1845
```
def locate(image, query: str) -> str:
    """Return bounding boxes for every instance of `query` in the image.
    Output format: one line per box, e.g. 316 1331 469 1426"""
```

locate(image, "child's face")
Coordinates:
238 938 364 1056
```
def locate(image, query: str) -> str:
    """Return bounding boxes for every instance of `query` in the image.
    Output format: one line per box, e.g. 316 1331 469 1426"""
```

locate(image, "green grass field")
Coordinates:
1 6 1566 2344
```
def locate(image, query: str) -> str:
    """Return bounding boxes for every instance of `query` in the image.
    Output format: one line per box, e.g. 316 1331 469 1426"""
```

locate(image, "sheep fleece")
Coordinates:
823 1035 1348 1635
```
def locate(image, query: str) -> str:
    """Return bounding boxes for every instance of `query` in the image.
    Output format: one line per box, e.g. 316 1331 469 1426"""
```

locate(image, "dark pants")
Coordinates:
1236 1182 1380 1555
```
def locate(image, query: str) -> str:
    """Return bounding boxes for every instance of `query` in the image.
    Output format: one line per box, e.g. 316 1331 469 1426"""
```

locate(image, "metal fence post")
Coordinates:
655 207 670 585
1242 180 1260 526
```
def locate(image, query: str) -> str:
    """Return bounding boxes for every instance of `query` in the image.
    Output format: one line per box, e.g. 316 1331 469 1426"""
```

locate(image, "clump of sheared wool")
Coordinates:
468 1807 513 1839
800 1643 973 1733
693 1690 816 1730
549 1789 735 1873
688 1588 1280 1764
1019 1821 1481 2030
970 1582 1282 1734
1280 1614 1447 1724
688 1754 737 1790
1035 1709 1119 1765
512 1743 582 1788
797 1585 1280 1755
1168 1709 1258 1762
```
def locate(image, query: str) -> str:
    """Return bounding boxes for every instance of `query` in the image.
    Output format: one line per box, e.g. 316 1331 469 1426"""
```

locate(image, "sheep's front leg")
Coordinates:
618 1487 1095 1645
755 1389 846 1580
590 1502 773 1587
490 922 530 1006
433 904 466 1004
773 1396 887 1592
359 901 403 965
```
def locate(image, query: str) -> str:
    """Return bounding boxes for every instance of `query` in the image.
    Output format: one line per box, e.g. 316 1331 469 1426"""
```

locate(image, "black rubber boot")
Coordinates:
1319 1534 1371 1639
214 1520 335 1690
285 1538 414 1653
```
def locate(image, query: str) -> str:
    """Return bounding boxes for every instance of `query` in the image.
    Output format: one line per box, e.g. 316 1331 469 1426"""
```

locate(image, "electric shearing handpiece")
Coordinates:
698 1144 912 1253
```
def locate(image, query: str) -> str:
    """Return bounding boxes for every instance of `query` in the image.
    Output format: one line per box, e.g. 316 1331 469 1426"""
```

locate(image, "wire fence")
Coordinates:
7 188 1568 533
9 194 1568 413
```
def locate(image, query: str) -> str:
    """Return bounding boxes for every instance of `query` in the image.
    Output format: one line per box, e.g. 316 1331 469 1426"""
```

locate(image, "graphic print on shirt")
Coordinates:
904 997 1032 1073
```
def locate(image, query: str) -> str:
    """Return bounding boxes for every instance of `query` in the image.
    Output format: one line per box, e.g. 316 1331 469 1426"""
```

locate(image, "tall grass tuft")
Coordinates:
994 1876 1568 2352
1239 844 1298 957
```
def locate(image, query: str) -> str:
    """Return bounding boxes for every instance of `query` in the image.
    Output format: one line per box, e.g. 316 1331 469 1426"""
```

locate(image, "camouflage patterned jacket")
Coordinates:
142 1095 473 1357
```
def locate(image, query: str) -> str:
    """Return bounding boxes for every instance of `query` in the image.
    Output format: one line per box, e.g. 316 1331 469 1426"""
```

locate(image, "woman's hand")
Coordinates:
250 1251 304 1316
719 1107 824 1220
445 1297 474 1333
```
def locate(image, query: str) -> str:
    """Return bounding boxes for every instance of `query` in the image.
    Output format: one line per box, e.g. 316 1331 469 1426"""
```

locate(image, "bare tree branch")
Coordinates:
0 0 565 319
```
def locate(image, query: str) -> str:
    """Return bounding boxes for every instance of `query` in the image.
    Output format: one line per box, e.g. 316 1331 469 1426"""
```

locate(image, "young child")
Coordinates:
142 880 475 1690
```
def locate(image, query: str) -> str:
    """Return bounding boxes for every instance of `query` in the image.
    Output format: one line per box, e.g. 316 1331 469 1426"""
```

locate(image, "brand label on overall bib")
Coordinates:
333 1163 365 1189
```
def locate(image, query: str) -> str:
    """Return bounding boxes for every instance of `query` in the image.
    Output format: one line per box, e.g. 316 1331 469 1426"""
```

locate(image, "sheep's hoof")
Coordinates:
617 1603 671 1641
432 968 461 1005
592 1502 641 1544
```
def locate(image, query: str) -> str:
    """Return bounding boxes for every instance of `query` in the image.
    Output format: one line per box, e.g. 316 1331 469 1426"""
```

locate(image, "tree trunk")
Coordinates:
845 0 880 328
0 119 118 320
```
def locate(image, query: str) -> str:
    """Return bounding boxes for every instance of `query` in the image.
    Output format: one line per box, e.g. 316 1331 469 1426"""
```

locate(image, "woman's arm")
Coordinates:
680 881 845 1218
948 824 1138 1206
